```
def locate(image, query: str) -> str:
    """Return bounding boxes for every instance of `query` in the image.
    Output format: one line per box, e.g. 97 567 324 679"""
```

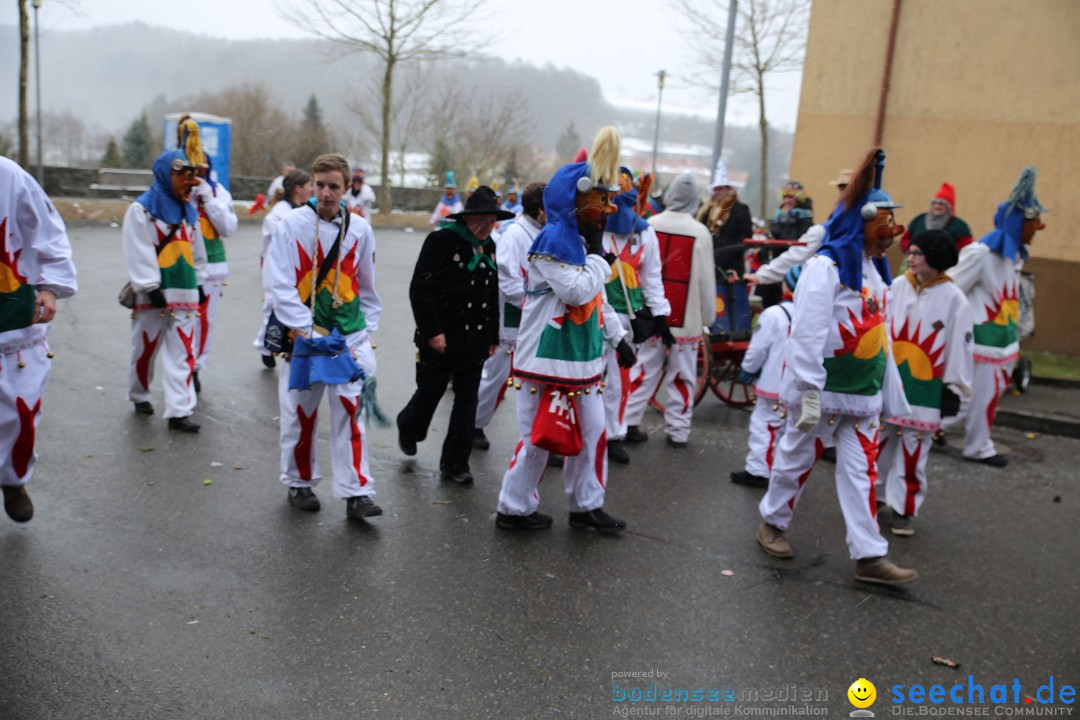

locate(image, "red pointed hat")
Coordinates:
933 182 956 211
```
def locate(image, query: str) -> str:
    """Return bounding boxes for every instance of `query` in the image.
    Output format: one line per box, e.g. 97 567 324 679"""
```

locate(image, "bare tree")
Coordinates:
278 0 487 210
18 0 29 167
675 0 808 217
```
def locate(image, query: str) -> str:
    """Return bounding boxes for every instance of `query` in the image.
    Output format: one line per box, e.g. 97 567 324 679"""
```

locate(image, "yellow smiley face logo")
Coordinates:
848 678 876 708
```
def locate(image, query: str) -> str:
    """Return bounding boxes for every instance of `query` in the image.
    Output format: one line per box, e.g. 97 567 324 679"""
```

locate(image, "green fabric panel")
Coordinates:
313 290 366 335
205 237 226 264
823 350 886 396
536 313 604 363
504 302 522 329
898 360 943 409
604 279 643 315
0 284 37 333
973 319 1017 348
159 255 198 290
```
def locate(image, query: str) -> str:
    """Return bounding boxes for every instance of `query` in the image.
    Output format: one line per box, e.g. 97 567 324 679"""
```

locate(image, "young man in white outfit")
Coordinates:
876 229 973 536
0 156 78 522
755 149 918 586
473 182 545 450
622 172 715 448
600 181 673 463
267 153 383 519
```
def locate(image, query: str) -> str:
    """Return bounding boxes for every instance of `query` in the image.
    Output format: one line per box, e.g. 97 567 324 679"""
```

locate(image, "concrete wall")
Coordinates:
791 0 1080 354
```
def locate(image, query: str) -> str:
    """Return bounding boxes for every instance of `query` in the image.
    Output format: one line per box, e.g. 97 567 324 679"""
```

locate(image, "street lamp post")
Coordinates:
651 70 666 179
32 0 43 186
711 0 738 176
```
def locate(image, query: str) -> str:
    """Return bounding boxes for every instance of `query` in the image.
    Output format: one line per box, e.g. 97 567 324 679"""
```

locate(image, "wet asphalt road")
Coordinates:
1 222 1076 719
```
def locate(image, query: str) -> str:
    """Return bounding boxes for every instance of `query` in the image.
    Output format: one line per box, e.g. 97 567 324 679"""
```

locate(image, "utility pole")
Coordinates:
33 0 44 186
651 70 666 179
710 0 738 175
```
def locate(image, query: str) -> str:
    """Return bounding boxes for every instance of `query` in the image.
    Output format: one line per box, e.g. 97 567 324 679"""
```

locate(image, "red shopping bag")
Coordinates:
531 386 583 456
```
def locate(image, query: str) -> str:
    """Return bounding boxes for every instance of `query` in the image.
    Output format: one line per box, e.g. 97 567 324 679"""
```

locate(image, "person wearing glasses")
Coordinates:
876 230 974 537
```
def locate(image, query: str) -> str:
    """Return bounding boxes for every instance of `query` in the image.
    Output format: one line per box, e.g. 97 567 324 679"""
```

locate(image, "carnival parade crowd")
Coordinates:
0 120 1046 587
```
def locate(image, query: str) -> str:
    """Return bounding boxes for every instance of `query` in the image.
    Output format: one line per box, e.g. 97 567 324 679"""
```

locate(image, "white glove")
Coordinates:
192 179 214 203
796 391 821 432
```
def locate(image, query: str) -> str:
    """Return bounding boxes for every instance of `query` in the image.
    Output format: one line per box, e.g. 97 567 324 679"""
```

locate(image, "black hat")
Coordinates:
447 185 515 221
909 229 958 272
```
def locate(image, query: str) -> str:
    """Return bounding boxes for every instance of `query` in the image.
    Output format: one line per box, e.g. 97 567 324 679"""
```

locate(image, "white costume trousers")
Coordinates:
602 344 631 441
127 310 198 419
497 385 607 516
759 413 889 560
0 339 51 488
876 423 930 517
277 340 376 499
623 339 669 428
195 277 224 372
475 344 513 430
962 360 1013 460
744 396 786 478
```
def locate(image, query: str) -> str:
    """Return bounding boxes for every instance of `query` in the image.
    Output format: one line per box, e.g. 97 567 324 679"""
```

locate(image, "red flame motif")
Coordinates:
835 288 886 359
294 240 315 289
13 397 41 479
294 405 318 480
983 283 1019 326
339 396 369 487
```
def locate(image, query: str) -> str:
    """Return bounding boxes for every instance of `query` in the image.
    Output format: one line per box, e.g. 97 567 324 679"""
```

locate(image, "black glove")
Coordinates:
198 286 207 306
653 315 675 347
940 386 961 418
615 338 637 369
148 288 167 308
583 224 606 257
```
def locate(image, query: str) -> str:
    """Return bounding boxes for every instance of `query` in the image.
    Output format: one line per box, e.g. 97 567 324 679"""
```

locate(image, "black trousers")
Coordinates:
397 350 485 473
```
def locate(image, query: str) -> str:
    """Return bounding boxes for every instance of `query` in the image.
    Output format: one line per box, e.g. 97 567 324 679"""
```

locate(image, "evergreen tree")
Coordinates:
555 122 582 162
122 113 154 169
291 94 333 170
101 137 123 168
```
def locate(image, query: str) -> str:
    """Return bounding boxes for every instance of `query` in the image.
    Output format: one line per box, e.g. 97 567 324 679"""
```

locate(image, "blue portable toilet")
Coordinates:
163 112 233 191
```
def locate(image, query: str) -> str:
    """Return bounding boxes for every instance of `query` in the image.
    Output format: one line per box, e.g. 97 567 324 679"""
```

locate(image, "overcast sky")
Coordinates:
1 0 803 130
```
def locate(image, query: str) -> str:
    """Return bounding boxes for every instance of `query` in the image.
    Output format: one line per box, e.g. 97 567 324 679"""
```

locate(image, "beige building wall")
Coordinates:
790 0 1080 354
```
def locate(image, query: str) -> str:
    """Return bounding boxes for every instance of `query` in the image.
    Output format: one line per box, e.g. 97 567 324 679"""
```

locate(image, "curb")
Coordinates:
1032 375 1080 390
995 409 1080 440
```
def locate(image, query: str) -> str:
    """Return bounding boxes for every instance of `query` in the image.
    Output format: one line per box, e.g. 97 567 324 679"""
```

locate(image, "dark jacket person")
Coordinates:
397 186 512 484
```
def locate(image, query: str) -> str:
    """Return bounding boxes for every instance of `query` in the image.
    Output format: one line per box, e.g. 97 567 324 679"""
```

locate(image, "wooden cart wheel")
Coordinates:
648 340 712 413
708 341 756 407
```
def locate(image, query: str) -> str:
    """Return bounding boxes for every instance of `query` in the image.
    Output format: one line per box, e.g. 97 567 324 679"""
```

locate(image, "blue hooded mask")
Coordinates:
605 190 649 235
979 167 1046 262
817 187 897 291
528 161 591 265
136 150 199 227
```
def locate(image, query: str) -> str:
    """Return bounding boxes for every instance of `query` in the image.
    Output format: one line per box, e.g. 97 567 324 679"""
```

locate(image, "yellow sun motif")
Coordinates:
853 323 886 360
893 341 934 381
158 242 195 269
0 263 23 294
994 299 1019 327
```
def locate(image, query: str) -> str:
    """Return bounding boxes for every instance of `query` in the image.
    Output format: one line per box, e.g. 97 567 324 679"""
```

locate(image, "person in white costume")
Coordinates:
253 169 311 368
495 127 634 534
731 267 800 488
622 172 715 448
755 149 919 586
876 229 973 536
171 118 238 391
123 145 208 432
344 169 376 219
266 153 384 520
600 174 673 464
0 157 78 523
473 182 546 450
944 167 1046 467
430 172 464 229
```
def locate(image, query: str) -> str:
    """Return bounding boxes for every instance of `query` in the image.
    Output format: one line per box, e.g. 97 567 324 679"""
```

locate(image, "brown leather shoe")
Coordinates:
855 556 919 585
756 521 793 558
2 485 34 523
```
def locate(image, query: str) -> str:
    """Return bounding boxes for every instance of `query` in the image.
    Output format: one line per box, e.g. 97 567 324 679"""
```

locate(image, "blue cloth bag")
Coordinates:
288 329 366 391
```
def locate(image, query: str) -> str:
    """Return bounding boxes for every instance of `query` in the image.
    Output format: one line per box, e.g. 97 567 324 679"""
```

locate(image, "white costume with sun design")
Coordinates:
945 242 1021 459
0 157 77 490
876 272 973 517
760 254 909 560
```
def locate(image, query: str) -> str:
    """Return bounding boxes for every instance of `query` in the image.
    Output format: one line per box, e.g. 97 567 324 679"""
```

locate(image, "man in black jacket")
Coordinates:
397 186 513 484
